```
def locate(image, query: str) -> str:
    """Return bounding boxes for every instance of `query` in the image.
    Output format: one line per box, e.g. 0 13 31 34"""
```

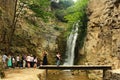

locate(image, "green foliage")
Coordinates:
64 12 80 23
20 0 52 22
64 0 88 24
64 0 88 35
52 0 74 22
64 0 88 49
55 10 67 22
54 26 62 31
59 0 74 9
29 5 51 22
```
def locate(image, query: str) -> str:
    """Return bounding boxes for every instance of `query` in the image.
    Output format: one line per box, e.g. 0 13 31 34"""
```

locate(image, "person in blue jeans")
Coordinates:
56 52 61 66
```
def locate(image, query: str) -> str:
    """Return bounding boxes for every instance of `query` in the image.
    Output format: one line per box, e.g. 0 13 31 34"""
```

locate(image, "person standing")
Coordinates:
56 52 61 66
30 55 34 67
2 54 8 68
22 55 26 68
33 56 37 68
26 54 31 68
16 55 20 67
42 51 48 65
12 56 16 68
7 55 12 68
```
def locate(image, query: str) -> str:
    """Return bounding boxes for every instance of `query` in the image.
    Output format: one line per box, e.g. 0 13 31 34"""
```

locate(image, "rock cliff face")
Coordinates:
78 0 120 79
0 0 64 64
81 0 120 68
0 0 15 53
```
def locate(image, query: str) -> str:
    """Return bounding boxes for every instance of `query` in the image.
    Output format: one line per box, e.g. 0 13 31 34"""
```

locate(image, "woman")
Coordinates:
26 54 31 68
7 55 12 68
42 51 48 65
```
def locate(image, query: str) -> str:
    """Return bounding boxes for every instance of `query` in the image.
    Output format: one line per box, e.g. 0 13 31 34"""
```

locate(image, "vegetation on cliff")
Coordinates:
0 0 52 55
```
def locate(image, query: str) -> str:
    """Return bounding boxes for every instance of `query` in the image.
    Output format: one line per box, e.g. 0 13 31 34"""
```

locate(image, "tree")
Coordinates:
6 0 25 54
1 0 51 54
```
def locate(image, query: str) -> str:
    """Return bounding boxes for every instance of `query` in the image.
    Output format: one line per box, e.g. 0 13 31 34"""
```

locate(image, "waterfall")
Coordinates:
64 22 79 65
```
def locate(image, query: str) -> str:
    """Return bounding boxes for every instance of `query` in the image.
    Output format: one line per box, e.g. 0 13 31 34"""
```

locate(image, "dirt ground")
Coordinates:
1 68 44 80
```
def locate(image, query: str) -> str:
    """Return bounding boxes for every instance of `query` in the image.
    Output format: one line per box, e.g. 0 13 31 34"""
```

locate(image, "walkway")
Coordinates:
1 68 44 80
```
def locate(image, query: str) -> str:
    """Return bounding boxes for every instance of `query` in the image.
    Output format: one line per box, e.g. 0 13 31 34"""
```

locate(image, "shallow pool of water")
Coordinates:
47 70 90 80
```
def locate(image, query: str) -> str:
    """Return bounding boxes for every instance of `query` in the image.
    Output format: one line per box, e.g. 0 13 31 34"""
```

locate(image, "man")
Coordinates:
56 52 61 66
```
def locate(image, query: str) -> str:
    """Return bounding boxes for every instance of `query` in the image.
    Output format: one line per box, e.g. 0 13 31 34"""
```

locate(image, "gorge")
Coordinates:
0 0 120 80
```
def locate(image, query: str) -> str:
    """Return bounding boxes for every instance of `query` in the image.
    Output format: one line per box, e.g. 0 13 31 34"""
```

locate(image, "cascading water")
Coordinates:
64 22 79 65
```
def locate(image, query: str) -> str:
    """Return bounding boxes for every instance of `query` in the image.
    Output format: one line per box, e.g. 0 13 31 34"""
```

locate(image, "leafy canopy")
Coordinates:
64 0 88 48
64 0 88 25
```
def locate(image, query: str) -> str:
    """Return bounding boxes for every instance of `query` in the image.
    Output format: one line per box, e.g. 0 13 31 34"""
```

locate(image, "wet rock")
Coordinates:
105 70 120 80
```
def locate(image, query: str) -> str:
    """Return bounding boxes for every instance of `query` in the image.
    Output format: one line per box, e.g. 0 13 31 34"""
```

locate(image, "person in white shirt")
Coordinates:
2 54 8 68
26 55 31 68
16 55 20 67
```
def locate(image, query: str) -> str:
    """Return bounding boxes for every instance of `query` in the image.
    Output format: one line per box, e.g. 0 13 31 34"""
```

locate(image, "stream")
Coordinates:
47 70 89 80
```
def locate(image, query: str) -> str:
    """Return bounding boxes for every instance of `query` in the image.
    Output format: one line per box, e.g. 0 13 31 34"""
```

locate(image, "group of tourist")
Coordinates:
2 54 38 69
2 51 61 69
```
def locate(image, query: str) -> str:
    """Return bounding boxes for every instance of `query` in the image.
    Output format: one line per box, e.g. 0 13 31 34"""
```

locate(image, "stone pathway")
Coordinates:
1 68 44 80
